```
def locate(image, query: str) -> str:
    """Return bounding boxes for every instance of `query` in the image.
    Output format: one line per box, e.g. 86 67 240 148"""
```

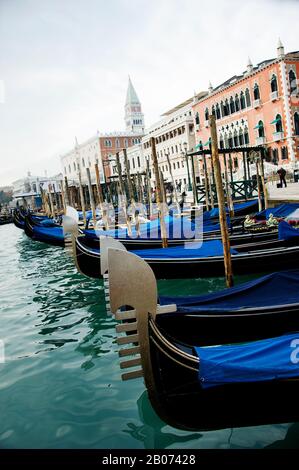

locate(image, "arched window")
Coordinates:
211 105 216 117
281 146 288 160
253 84 260 100
205 108 209 121
235 94 240 112
271 74 278 92
244 126 249 144
220 101 225 116
233 130 239 147
195 112 200 125
216 103 221 119
240 91 246 110
275 114 282 133
245 88 251 107
224 98 230 116
258 120 264 138
294 112 299 135
228 131 233 148
230 96 235 114
272 148 279 165
289 70 297 95
224 133 229 148
219 134 224 149
239 129 244 146
116 139 120 148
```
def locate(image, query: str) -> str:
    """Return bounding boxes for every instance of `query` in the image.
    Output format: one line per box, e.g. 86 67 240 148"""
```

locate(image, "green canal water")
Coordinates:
0 223 299 449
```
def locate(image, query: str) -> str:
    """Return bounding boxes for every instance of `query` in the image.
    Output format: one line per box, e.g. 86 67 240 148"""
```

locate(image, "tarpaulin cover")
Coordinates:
159 270 299 312
32 225 65 242
255 203 299 221
39 219 57 227
133 239 239 259
203 199 258 222
85 238 238 259
84 215 226 241
195 331 299 389
279 220 299 241
286 208 299 221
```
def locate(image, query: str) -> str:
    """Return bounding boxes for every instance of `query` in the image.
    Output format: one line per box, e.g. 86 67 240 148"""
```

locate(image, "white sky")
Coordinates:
0 0 298 186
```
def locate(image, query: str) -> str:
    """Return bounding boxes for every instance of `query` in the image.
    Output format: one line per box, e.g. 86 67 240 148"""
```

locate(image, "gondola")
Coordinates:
201 198 258 222
73 221 299 279
71 201 299 251
13 208 26 229
0 216 13 225
24 213 65 246
106 247 299 431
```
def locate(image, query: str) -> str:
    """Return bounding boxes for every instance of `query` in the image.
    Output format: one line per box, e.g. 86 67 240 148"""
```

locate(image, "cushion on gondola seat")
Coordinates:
195 332 299 389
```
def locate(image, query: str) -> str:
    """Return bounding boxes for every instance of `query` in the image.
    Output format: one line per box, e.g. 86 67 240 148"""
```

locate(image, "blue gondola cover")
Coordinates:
278 220 299 241
159 270 299 312
255 203 299 221
133 239 239 259
195 332 299 389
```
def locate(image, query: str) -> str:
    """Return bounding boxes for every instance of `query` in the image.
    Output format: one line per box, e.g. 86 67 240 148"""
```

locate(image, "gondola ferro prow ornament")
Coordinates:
100 236 127 314
63 206 79 255
107 248 176 393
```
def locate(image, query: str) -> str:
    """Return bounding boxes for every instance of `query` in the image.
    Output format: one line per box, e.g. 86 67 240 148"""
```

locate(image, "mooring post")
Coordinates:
210 115 233 287
150 137 168 248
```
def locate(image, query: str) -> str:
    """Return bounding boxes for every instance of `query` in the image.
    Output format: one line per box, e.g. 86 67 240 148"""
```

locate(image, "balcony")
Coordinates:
273 131 284 142
255 136 266 145
253 99 261 108
270 91 279 101
204 120 209 128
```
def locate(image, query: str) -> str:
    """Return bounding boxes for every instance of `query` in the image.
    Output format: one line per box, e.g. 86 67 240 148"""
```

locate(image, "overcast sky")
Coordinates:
0 0 298 186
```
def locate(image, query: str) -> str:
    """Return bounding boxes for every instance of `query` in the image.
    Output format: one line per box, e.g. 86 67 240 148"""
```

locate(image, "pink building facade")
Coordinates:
192 41 299 172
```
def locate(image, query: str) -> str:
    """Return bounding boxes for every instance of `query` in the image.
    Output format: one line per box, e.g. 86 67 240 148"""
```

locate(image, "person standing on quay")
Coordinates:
277 167 287 188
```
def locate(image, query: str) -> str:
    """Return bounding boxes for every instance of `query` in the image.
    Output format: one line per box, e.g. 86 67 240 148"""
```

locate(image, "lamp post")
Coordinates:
183 142 192 192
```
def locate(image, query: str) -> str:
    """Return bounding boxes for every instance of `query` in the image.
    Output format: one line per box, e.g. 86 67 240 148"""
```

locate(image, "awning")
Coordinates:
254 123 263 129
204 139 211 146
270 117 281 124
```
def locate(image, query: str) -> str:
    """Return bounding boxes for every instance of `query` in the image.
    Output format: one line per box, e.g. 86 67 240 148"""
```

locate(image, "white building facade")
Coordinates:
61 134 105 185
12 173 63 206
142 92 207 191
60 77 145 185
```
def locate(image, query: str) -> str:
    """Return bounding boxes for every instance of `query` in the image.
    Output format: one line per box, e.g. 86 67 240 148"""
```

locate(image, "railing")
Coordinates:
196 179 258 203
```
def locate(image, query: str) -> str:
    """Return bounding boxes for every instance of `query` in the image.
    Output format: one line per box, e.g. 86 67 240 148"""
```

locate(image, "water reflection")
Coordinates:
123 391 201 448
16 235 116 364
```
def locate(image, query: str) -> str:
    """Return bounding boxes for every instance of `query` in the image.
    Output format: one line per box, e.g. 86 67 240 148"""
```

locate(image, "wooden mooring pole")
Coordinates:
86 168 97 228
150 137 168 248
78 170 87 226
210 115 233 287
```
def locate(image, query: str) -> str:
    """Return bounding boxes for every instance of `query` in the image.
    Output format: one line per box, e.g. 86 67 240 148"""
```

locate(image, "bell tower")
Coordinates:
124 77 144 134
